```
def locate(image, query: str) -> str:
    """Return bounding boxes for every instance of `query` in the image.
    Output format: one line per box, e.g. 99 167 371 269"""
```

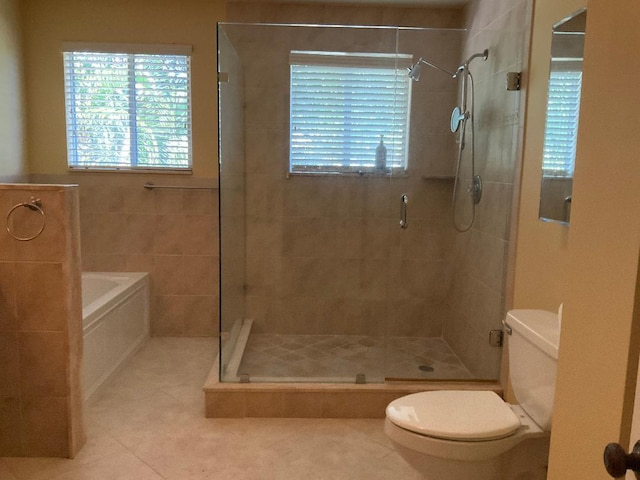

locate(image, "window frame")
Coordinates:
62 42 193 173
288 50 412 176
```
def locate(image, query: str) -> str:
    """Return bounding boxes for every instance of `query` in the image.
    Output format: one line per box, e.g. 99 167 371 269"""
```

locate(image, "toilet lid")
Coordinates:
386 391 521 441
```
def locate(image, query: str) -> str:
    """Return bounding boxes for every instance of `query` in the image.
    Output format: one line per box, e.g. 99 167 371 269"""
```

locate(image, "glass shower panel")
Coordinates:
218 23 407 383
218 22 507 383
385 27 471 381
218 26 247 382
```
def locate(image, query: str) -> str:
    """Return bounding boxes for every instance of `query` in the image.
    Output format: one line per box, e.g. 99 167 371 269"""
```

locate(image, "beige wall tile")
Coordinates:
153 295 218 336
0 396 22 456
0 332 19 397
16 262 67 331
122 214 156 255
12 191 65 262
152 296 186 335
154 255 217 296
18 331 68 397
183 296 219 336
180 215 217 256
20 396 69 457
153 215 186 255
0 262 17 331
153 190 185 215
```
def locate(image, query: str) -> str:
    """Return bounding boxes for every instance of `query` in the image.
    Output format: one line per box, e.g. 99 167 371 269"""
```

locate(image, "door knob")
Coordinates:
604 441 640 478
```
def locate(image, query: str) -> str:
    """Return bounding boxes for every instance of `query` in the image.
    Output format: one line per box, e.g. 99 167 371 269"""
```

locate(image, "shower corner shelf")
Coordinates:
421 175 455 181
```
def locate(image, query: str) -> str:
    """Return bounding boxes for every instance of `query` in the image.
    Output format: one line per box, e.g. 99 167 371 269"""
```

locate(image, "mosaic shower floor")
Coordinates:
237 334 474 382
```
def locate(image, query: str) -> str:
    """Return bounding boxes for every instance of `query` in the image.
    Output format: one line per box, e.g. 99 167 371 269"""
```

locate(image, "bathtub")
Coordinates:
82 272 150 402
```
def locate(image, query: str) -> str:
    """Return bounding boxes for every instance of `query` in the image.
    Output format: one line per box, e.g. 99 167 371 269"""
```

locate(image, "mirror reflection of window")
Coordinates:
542 66 582 178
539 8 586 225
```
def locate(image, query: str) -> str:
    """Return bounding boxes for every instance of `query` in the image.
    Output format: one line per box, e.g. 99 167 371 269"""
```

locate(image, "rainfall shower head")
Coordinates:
407 61 423 81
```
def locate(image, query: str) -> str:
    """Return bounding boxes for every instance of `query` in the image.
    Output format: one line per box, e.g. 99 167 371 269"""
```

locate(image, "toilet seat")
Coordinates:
386 391 521 441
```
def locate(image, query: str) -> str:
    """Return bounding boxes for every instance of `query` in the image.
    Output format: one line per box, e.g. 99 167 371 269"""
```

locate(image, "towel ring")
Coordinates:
6 196 46 241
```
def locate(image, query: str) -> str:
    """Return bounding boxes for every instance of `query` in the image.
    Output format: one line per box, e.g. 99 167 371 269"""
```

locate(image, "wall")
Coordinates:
0 184 84 457
222 13 464 340
20 0 225 336
227 1 463 27
442 0 532 379
0 0 26 178
21 0 221 178
514 0 640 478
513 0 583 311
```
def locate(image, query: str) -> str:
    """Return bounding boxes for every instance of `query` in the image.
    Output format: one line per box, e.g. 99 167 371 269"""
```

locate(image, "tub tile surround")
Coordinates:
30 173 220 337
0 184 84 457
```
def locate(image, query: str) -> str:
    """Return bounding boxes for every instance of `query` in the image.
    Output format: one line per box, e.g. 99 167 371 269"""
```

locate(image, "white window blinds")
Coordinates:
63 45 192 170
289 51 412 174
542 67 582 177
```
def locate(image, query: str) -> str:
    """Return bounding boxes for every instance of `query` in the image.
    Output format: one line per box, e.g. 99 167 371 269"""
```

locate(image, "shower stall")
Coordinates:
217 22 518 384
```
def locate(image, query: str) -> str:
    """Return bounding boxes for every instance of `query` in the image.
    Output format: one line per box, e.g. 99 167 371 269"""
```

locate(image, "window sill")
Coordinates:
287 169 408 178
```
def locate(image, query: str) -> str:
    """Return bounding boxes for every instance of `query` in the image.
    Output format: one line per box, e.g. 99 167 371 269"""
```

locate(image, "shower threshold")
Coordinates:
205 321 499 418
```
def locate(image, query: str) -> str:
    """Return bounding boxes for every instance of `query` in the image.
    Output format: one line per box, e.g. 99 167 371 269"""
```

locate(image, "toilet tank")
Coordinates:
506 309 561 431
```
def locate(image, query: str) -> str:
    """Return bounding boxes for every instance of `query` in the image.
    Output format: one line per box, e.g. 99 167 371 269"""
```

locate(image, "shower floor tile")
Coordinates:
237 334 474 382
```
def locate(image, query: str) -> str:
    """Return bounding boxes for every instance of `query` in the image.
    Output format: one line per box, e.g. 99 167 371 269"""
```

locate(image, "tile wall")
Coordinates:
0 184 84 457
443 0 532 378
30 174 219 337
221 19 464 338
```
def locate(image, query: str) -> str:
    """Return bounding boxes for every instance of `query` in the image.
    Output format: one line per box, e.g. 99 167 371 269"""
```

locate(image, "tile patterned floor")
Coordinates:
0 338 422 480
237 334 474 382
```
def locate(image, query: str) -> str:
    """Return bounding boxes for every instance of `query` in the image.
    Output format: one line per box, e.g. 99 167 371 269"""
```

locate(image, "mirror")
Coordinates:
539 8 586 225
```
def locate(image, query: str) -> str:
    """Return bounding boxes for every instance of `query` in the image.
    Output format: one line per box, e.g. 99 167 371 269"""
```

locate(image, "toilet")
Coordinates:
385 309 560 480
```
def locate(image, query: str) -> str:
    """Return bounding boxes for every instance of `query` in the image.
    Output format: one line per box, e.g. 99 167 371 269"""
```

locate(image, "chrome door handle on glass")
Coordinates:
400 194 408 229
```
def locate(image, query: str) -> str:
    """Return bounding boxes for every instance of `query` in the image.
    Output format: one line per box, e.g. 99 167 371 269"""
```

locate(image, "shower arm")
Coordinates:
413 49 488 81
416 58 457 78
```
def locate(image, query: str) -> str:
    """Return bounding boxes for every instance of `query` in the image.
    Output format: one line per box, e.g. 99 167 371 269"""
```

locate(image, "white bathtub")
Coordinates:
82 272 150 402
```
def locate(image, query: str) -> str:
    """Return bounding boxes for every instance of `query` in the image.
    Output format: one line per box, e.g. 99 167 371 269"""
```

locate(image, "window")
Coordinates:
289 51 412 175
542 65 582 177
63 43 192 171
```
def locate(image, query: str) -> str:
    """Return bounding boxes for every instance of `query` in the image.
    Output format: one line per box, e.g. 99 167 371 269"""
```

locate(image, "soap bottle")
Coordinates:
376 135 387 171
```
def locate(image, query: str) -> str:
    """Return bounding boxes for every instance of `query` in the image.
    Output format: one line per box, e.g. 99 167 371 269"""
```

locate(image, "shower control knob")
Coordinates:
604 441 640 478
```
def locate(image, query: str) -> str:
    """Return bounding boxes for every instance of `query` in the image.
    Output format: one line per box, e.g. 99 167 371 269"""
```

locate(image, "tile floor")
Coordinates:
236 334 473 382
0 337 422 480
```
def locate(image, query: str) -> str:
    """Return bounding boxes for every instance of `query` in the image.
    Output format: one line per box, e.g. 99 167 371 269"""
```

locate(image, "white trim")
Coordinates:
62 42 192 56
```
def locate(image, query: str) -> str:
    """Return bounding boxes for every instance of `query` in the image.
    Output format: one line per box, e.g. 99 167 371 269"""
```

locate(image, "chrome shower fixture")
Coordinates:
407 49 489 82
407 57 456 81
408 48 489 232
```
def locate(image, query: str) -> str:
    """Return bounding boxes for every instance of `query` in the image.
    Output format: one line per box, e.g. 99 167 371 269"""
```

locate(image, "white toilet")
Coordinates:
385 309 560 480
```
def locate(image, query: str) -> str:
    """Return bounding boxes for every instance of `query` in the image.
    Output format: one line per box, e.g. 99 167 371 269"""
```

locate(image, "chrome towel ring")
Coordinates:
6 196 46 241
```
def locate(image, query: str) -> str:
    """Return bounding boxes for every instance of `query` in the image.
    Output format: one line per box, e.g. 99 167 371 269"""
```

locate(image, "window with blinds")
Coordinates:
289 51 412 175
63 44 192 171
542 67 582 177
